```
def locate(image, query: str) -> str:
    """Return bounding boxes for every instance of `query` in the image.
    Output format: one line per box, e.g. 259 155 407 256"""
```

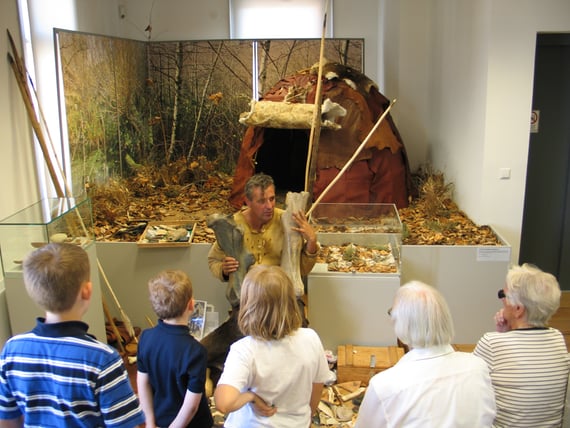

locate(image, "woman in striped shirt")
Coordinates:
474 263 570 428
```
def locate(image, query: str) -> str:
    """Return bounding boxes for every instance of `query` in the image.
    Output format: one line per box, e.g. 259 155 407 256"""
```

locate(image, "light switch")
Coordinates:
499 168 511 179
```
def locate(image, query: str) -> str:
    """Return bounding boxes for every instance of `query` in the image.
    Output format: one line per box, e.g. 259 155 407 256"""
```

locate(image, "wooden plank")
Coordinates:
346 344 354 366
336 345 404 385
452 344 476 353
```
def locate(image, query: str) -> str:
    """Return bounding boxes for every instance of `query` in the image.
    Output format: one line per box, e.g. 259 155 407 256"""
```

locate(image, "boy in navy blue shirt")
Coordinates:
137 270 213 427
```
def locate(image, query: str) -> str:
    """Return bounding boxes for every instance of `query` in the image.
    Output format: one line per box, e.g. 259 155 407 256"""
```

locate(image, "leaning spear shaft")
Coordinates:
306 99 397 217
7 52 65 198
8 29 65 191
304 0 329 200
7 29 85 238
97 259 138 344
8 29 136 347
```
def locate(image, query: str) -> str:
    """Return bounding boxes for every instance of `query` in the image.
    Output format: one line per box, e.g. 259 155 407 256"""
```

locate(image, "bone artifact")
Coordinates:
280 191 310 296
206 213 254 307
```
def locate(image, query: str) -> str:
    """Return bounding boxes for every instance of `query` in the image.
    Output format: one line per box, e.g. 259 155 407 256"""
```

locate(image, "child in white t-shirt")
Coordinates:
214 265 330 428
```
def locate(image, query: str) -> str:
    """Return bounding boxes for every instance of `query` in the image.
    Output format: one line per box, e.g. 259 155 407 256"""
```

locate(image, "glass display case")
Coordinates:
0 197 94 275
309 203 403 274
307 203 402 350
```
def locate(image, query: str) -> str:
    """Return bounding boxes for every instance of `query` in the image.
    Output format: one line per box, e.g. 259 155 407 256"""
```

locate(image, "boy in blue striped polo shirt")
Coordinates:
0 243 145 427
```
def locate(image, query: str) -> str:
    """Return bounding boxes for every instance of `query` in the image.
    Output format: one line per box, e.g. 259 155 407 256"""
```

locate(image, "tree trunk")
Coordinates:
166 42 183 163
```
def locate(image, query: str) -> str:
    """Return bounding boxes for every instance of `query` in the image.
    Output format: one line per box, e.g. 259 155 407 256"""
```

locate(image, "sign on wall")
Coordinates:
530 109 540 133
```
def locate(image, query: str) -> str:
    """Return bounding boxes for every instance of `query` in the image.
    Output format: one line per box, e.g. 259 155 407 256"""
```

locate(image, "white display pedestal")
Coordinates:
402 243 511 343
308 263 400 351
95 242 231 333
4 243 107 343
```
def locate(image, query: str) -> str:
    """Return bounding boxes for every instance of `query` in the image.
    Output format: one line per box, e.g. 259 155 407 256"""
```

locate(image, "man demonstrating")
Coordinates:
204 173 319 383
208 173 318 288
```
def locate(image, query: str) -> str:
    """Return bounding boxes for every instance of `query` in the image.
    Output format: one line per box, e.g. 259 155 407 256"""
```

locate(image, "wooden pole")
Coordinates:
306 99 397 218
8 30 58 169
7 53 66 198
7 30 86 237
304 0 329 201
8 30 69 188
97 259 138 343
102 298 126 354
145 315 155 328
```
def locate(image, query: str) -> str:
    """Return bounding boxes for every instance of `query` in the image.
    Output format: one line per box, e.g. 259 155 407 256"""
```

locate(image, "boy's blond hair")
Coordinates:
23 243 90 313
148 270 193 319
238 265 302 340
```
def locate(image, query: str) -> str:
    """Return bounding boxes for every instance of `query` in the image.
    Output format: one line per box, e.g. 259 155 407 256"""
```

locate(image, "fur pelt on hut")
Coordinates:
229 62 412 209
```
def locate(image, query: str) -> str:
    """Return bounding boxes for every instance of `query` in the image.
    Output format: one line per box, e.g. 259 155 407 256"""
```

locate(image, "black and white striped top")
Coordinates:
474 328 569 428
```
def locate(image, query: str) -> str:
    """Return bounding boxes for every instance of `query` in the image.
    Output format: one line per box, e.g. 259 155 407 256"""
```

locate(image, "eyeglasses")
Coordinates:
497 289 506 299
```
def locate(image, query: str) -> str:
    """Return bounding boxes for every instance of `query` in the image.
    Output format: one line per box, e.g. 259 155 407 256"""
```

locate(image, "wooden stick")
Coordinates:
306 99 397 217
304 0 329 199
7 30 87 238
102 297 126 354
7 30 63 192
8 30 58 169
145 315 155 328
97 259 138 343
331 385 344 404
7 53 65 198
6 30 25 78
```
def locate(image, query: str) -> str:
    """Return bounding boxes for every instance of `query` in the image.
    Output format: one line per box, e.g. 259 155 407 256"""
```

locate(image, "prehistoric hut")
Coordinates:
229 62 413 209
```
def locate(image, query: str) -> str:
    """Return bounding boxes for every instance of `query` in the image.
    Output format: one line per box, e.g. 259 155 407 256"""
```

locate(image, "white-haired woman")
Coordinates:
474 263 569 427
354 281 496 428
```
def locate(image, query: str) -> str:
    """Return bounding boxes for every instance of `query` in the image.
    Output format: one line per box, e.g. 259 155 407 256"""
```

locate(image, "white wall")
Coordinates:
1 3 40 226
382 0 570 264
333 0 380 83
112 0 230 41
0 0 40 345
480 0 570 263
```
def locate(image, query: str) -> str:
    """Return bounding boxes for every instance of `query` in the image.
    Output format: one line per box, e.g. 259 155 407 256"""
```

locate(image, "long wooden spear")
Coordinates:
97 259 138 344
306 99 397 217
102 298 126 354
304 0 329 200
8 30 87 239
8 30 67 191
7 32 65 198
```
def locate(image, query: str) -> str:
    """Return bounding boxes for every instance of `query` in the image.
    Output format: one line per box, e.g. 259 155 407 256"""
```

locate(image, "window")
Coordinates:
229 0 333 39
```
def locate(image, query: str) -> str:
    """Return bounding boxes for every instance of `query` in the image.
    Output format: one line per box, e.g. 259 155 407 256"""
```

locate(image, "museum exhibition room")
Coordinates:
1 1 570 426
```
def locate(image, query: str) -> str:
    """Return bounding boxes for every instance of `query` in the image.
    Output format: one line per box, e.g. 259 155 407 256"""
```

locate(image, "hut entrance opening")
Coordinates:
254 128 309 194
